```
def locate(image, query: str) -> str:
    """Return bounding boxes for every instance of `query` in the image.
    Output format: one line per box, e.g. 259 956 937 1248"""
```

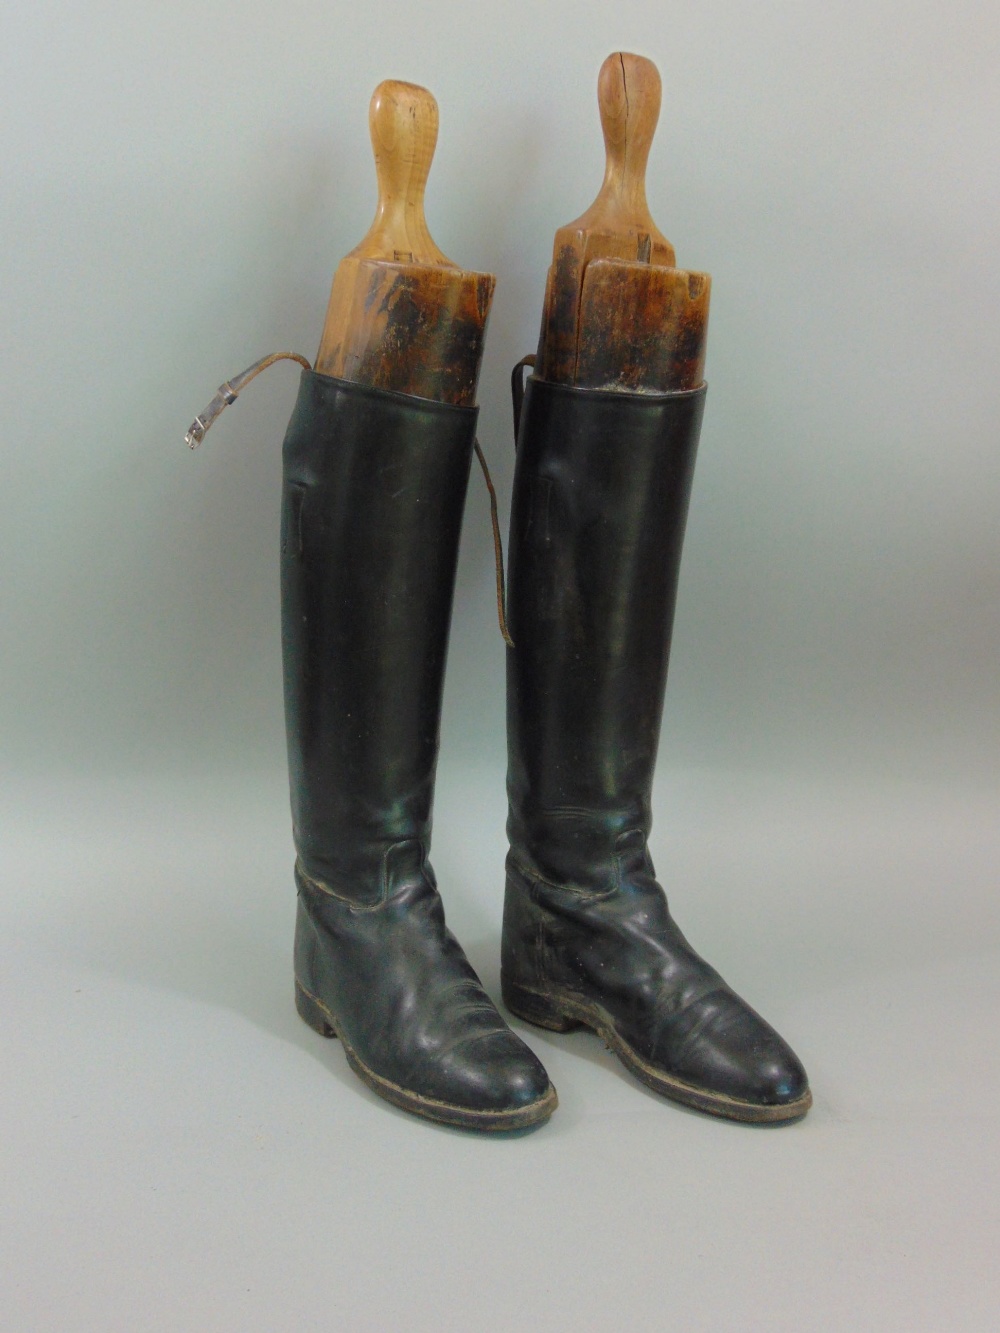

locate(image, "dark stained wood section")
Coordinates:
575 260 710 393
317 260 494 406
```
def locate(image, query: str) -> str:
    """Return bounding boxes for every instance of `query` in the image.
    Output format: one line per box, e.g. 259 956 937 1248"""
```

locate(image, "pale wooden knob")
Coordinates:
589 52 664 242
348 80 453 267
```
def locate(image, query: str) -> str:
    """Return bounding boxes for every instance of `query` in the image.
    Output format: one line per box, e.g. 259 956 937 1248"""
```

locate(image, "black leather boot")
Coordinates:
501 375 811 1123
283 370 556 1131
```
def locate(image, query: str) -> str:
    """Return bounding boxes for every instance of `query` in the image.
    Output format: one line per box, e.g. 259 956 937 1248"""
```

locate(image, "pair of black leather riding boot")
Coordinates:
284 368 810 1131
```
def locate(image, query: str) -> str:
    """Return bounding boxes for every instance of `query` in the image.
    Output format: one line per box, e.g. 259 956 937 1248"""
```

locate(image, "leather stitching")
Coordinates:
295 858 384 912
508 854 619 902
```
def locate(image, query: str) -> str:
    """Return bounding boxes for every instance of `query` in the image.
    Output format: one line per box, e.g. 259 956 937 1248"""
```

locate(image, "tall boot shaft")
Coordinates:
281 370 475 900
282 368 556 1130
506 376 706 892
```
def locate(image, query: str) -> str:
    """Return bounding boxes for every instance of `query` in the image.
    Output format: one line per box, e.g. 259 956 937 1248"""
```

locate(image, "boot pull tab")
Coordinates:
184 352 311 448
511 355 536 445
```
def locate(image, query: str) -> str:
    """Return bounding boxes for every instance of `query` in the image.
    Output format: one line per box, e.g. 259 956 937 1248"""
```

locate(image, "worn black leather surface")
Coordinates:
502 375 809 1115
282 371 553 1123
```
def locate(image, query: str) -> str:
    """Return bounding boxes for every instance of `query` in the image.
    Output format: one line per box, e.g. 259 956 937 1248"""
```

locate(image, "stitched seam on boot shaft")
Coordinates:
507 806 651 900
509 822 653 901
508 854 618 902
295 858 385 912
296 839 433 912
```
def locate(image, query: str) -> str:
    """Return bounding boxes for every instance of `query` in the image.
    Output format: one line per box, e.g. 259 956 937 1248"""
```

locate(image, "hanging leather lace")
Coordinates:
186 355 514 646
473 439 513 647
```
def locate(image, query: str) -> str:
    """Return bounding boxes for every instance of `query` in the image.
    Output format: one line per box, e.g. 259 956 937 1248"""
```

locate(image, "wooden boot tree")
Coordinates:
535 52 711 393
315 80 495 406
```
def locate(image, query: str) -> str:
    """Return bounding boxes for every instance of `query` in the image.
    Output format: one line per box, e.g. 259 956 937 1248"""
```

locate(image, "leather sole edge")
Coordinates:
295 980 558 1133
502 978 812 1125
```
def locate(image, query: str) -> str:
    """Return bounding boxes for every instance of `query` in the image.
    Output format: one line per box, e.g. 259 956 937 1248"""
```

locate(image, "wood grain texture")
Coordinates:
316 80 494 406
535 53 710 393
575 261 710 393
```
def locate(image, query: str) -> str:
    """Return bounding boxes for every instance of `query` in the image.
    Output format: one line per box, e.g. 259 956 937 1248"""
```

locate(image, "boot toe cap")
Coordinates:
665 990 811 1115
751 1047 810 1107
431 1030 556 1119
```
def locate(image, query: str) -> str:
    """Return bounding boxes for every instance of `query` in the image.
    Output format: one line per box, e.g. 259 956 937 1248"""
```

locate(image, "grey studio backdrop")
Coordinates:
2 2 998 1330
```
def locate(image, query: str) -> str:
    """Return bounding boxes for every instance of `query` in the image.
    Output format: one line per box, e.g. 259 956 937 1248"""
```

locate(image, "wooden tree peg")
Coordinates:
535 53 711 393
574 52 675 267
315 80 494 406
346 78 451 268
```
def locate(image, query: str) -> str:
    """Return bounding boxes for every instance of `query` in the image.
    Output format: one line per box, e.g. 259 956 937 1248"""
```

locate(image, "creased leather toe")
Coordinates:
662 990 811 1111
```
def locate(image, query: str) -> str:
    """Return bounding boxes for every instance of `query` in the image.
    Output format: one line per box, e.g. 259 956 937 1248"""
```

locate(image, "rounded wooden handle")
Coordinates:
354 79 450 266
596 52 661 224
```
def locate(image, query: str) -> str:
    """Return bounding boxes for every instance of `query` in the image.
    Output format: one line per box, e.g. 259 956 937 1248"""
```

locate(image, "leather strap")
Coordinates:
510 355 536 446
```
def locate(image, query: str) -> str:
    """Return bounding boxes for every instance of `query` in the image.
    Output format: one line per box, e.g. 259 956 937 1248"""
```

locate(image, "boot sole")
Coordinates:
503 978 812 1125
294 980 558 1133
